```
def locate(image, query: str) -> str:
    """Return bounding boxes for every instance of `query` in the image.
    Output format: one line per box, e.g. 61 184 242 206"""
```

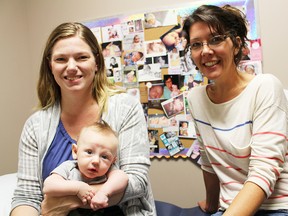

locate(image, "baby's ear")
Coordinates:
112 156 117 163
71 143 78 160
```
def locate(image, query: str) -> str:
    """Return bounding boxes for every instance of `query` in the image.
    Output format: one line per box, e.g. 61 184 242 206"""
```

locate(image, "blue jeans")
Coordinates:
211 209 288 216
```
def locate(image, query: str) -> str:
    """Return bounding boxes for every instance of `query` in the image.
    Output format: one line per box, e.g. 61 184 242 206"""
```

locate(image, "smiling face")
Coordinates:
72 127 118 180
50 36 97 95
189 22 238 81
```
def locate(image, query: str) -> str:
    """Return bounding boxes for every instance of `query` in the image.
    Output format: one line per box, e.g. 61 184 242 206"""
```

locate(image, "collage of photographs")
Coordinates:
84 0 261 160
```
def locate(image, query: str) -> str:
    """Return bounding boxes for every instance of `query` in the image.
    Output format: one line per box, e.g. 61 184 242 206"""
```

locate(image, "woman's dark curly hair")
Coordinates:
182 4 249 66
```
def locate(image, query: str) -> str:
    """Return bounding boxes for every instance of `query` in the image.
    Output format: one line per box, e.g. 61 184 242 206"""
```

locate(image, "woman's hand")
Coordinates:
41 194 81 216
198 199 218 214
198 199 207 212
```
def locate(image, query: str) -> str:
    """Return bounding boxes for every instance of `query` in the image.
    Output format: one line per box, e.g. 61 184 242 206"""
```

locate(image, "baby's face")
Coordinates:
74 129 117 180
132 52 141 62
172 84 177 90
134 36 140 43
149 86 163 99
163 31 179 46
173 98 183 112
182 122 188 128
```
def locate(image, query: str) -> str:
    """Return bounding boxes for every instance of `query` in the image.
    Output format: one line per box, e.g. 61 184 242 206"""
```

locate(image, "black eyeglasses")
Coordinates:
189 35 228 52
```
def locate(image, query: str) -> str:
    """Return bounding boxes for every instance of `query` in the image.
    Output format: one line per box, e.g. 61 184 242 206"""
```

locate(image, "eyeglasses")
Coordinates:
189 35 228 51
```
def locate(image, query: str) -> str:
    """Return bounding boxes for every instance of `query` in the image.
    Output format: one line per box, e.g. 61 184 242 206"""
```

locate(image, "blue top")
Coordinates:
42 120 75 180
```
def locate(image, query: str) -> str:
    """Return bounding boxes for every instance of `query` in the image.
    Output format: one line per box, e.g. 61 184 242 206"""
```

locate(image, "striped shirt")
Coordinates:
11 93 156 216
187 74 288 210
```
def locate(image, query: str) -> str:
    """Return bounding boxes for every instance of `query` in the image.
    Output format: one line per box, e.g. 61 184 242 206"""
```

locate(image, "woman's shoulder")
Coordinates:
253 73 282 84
251 73 284 93
24 104 60 128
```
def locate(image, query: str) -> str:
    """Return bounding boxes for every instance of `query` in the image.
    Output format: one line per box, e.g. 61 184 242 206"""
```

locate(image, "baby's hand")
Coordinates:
90 190 109 211
76 182 95 205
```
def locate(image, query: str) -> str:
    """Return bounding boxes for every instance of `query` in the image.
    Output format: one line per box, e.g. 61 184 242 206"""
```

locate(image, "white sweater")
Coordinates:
187 74 288 210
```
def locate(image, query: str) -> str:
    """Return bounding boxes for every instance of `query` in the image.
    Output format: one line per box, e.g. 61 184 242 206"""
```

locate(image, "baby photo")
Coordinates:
148 83 164 100
178 120 196 139
123 65 138 88
161 93 185 118
159 131 184 156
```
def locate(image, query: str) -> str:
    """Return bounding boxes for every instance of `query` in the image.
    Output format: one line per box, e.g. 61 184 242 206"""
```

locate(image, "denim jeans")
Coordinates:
211 209 288 216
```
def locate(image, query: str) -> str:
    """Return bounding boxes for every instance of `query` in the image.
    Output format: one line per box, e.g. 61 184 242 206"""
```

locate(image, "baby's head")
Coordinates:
132 51 143 62
72 121 118 179
162 31 180 47
172 84 178 91
149 85 163 99
146 13 156 25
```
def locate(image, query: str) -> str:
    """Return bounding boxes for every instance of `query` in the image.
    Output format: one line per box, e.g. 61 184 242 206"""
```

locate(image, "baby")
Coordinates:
43 121 128 214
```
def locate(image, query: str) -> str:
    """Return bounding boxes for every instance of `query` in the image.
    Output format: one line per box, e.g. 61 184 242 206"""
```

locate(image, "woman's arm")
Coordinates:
223 182 265 216
11 113 44 216
198 170 220 214
105 94 152 204
41 195 81 216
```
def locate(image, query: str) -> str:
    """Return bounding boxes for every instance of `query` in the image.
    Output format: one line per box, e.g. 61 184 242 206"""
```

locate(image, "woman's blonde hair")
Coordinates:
37 22 123 114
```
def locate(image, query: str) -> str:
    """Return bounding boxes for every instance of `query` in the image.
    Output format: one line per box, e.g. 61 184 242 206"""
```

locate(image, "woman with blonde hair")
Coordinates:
10 22 156 216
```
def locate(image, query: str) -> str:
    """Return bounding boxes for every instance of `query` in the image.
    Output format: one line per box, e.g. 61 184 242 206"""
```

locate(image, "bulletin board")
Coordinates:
83 0 262 162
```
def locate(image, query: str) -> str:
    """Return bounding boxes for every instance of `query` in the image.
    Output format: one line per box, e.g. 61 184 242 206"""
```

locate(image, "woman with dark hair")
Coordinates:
183 5 288 216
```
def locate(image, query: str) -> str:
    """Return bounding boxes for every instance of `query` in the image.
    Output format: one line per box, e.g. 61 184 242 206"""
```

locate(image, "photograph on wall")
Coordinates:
90 27 102 44
106 68 114 78
123 50 145 66
245 39 262 61
153 55 169 68
168 47 181 72
145 39 167 57
113 68 122 82
182 73 204 91
159 131 184 156
238 60 262 76
101 41 122 57
148 82 164 100
186 140 201 164
183 91 191 116
138 63 162 82
178 120 196 139
160 24 187 52
163 74 182 99
144 10 178 29
122 33 145 52
148 114 170 128
101 24 124 42
161 93 185 118
179 49 197 75
122 65 138 88
105 56 121 70
162 116 179 132
148 129 159 154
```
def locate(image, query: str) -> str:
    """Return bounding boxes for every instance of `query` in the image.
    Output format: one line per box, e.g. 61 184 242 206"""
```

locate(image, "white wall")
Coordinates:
0 0 36 174
1 0 287 208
